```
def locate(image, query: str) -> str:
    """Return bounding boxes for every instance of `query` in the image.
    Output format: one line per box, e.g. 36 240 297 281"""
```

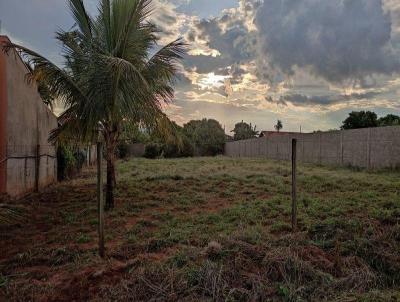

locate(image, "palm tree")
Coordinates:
275 120 283 132
5 0 186 210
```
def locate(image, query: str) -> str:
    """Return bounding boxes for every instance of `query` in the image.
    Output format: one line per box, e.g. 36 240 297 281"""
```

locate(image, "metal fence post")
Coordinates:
291 139 297 232
367 128 371 169
97 142 105 258
340 130 344 166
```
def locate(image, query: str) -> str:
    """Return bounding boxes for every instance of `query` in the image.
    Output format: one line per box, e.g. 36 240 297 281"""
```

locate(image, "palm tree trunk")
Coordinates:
105 134 117 211
105 156 115 211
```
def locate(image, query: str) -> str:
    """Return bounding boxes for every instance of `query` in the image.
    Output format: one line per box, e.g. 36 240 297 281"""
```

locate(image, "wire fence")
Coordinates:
1 144 56 161
0 144 57 197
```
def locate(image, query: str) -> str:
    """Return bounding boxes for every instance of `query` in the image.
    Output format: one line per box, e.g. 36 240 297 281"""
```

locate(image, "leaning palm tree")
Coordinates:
5 0 186 210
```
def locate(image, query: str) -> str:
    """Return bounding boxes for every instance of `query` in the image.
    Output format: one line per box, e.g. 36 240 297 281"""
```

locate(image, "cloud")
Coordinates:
175 0 238 18
266 91 382 107
2 0 400 132
185 19 255 72
255 0 400 84
183 0 258 83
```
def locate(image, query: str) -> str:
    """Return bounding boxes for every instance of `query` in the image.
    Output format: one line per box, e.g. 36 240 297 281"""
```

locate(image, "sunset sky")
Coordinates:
1 0 400 132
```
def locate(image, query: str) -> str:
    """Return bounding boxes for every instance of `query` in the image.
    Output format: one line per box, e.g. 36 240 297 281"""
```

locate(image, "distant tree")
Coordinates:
341 111 378 130
159 122 194 158
119 123 150 144
378 114 400 127
141 121 194 158
231 121 259 141
183 119 226 156
274 120 283 132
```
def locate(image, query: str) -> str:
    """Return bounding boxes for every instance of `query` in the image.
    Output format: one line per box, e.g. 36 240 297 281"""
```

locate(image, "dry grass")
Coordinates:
1 157 400 301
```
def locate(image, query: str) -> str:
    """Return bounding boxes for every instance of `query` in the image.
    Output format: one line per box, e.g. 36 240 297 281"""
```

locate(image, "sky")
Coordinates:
1 0 400 133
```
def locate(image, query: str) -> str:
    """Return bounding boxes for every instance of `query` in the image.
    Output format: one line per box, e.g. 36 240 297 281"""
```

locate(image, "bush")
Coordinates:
57 145 76 181
117 141 129 159
180 136 195 157
74 150 86 170
163 143 180 158
183 119 225 156
144 143 162 159
57 145 86 180
163 137 194 158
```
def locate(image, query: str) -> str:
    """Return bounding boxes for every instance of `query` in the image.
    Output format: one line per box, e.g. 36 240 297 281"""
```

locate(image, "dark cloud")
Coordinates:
185 54 230 74
214 65 246 84
385 0 400 46
184 13 257 87
255 0 400 83
156 13 177 26
186 18 255 71
230 65 246 84
266 92 381 107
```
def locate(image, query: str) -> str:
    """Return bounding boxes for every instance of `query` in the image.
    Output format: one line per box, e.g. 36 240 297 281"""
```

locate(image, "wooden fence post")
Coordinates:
291 139 297 232
97 142 105 258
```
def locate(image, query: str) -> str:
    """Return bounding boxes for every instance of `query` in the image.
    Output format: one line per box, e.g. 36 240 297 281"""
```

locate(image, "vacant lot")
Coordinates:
1 157 400 301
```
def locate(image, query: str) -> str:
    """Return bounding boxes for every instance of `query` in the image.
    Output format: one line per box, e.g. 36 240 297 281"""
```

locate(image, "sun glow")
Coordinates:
198 72 229 89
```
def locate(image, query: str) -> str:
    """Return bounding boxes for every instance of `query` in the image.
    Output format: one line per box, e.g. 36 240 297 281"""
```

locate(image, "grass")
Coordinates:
0 156 400 301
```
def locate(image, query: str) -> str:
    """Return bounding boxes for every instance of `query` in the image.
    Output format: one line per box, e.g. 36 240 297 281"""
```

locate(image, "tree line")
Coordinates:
123 118 227 158
121 119 284 159
341 111 400 130
133 110 400 159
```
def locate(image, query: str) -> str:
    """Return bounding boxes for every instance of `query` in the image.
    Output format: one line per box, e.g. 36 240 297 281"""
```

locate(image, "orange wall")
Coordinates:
0 36 8 193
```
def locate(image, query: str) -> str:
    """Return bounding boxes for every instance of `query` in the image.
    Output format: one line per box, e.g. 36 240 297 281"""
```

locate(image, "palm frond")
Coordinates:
112 0 153 57
97 0 112 52
68 0 93 40
3 42 88 109
144 38 187 99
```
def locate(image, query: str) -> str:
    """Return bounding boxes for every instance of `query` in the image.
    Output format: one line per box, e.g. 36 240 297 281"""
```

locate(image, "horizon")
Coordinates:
1 0 400 133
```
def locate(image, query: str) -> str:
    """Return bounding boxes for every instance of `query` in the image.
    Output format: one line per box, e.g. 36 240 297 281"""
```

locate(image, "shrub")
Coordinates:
163 143 180 158
180 136 195 157
116 141 129 159
74 150 86 170
163 136 194 158
57 145 86 180
57 145 76 180
144 143 162 159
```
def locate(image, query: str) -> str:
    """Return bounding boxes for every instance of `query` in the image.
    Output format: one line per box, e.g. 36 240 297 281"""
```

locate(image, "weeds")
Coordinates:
1 157 400 301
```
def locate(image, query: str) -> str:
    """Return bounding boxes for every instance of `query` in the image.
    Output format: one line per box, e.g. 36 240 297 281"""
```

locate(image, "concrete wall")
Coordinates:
127 143 145 157
0 40 7 193
86 145 97 166
225 127 400 169
0 36 58 198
